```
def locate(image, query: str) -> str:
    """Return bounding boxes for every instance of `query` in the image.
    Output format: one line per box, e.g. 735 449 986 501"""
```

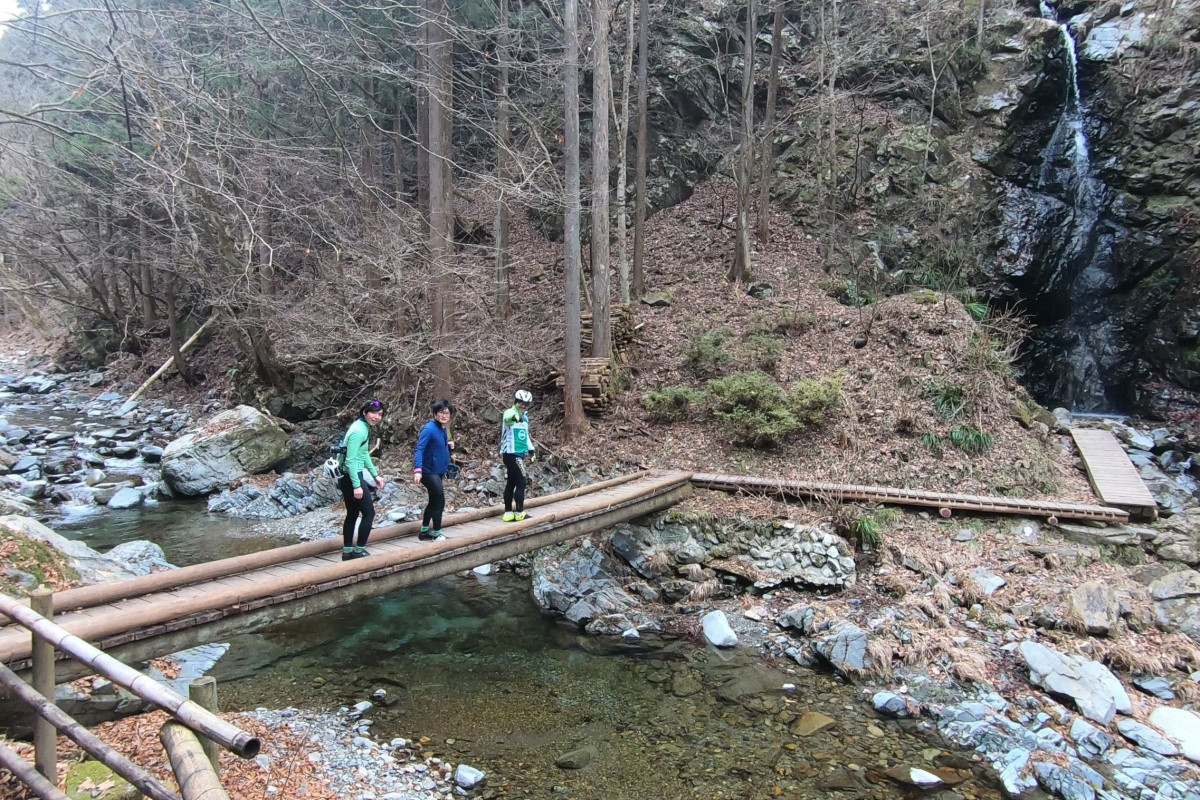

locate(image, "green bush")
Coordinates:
643 385 703 421
921 432 944 455
924 380 966 420
949 425 993 453
745 334 784 374
706 371 842 447
680 328 734 377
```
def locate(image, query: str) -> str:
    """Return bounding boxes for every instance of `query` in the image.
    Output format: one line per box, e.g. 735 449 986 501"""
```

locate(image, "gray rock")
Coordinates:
554 745 597 770
777 604 814 634
997 748 1037 796
969 567 1006 595
1034 761 1096 800
1116 719 1179 757
1132 676 1174 700
1069 718 1115 759
1148 570 1200 600
454 764 485 788
701 610 738 648
1068 580 1121 636
106 487 144 509
872 691 910 717
813 621 870 675
103 541 172 576
161 405 290 496
1019 641 1131 725
1148 707 1200 764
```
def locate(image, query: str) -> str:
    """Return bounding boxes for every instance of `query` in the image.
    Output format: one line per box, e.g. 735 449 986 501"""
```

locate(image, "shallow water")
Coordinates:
214 574 997 800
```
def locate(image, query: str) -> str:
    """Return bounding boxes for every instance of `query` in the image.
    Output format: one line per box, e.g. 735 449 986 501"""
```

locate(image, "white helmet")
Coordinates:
322 457 342 481
515 389 533 404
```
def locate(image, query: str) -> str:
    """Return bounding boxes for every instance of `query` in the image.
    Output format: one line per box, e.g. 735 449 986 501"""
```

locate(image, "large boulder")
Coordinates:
1153 508 1200 565
1148 569 1200 643
1018 641 1131 725
1068 580 1121 636
160 405 290 496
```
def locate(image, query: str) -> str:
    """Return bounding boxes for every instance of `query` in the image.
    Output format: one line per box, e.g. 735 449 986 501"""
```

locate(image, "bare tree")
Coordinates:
427 0 455 397
563 0 588 437
756 0 785 244
631 0 649 300
591 0 613 359
728 0 756 283
494 0 513 320
613 0 636 305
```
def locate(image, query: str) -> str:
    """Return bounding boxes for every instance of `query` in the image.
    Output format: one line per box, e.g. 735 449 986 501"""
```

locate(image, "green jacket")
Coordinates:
341 417 378 488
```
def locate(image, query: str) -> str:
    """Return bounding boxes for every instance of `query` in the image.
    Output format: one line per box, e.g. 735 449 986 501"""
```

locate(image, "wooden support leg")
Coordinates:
188 677 220 773
31 587 57 785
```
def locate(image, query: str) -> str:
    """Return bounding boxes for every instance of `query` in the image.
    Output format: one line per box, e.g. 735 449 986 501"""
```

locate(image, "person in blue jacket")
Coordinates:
412 399 455 541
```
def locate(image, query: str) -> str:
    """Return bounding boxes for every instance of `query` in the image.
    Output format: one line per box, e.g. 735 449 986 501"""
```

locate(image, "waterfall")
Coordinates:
1021 1 1116 412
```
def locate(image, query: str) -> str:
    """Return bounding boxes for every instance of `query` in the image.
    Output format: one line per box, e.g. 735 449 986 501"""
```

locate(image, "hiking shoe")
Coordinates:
514 511 527 521
342 551 365 561
502 511 516 522
419 530 446 541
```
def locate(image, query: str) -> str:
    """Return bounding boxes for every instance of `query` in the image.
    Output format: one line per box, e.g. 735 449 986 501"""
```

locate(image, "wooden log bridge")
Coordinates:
691 474 1130 523
0 471 693 678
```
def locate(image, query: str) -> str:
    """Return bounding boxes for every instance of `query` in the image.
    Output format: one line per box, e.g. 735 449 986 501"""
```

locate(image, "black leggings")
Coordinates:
421 473 445 530
503 453 527 512
339 476 375 548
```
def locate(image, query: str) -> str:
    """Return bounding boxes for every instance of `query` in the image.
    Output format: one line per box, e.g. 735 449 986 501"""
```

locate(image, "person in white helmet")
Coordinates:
500 389 536 521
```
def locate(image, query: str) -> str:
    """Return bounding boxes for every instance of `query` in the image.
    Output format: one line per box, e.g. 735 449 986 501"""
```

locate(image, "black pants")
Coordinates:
421 473 445 530
503 453 527 512
339 476 375 548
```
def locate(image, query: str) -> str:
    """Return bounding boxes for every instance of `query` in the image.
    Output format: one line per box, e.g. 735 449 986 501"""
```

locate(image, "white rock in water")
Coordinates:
909 768 943 787
701 610 738 648
473 564 494 576
622 628 640 640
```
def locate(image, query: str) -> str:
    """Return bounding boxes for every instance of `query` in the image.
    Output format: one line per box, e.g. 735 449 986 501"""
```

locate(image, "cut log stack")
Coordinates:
581 305 636 365
555 357 618 414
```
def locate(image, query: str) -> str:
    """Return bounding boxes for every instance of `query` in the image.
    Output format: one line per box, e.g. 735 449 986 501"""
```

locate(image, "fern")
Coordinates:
949 425 993 453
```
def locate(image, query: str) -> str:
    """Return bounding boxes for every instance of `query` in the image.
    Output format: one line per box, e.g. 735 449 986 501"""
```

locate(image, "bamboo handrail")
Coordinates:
160 723 230 800
0 741 69 800
0 595 259 759
0 661 181 800
32 470 651 615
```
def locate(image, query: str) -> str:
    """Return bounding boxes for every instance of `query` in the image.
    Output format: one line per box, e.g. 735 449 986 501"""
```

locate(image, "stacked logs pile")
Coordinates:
581 305 636 365
555 358 618 414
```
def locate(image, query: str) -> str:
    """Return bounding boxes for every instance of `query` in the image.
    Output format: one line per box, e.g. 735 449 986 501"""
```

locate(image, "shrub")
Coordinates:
707 371 797 446
680 328 734 377
833 505 900 551
787 375 844 426
964 301 988 321
924 380 966 421
643 385 703 421
949 425 993 453
921 433 944 455
745 334 784 374
706 371 842 447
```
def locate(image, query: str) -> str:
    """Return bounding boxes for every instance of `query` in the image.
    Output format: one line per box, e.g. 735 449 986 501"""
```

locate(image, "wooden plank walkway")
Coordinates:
691 473 1130 522
1070 429 1158 520
0 471 693 668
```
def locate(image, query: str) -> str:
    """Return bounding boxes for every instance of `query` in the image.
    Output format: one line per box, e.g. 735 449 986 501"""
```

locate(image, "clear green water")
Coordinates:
211 575 996 800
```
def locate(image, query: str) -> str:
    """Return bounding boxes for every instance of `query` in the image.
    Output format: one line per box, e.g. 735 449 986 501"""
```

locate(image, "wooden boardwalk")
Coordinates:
692 474 1130 523
1070 429 1158 520
0 471 693 675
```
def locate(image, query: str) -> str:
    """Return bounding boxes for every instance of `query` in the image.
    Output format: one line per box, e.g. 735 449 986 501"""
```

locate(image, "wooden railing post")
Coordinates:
30 587 56 784
188 677 220 773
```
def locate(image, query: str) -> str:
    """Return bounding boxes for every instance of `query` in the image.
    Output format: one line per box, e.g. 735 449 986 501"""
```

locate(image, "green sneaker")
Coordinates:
502 511 516 522
514 511 527 521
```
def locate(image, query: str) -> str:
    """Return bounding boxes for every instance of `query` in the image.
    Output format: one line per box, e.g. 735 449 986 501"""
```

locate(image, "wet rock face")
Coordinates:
979 1 1200 413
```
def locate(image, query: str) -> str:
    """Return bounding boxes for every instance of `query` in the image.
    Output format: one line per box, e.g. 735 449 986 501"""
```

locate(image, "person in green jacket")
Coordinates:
500 389 536 522
339 399 387 560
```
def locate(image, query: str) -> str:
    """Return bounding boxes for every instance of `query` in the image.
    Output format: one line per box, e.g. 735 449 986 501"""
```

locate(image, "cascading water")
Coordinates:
1008 2 1122 412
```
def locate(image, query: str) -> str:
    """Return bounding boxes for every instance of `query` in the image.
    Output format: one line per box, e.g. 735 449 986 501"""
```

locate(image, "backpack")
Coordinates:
323 441 347 481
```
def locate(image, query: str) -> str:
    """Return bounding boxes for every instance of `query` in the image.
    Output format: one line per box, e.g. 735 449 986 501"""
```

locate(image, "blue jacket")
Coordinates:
414 419 451 475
